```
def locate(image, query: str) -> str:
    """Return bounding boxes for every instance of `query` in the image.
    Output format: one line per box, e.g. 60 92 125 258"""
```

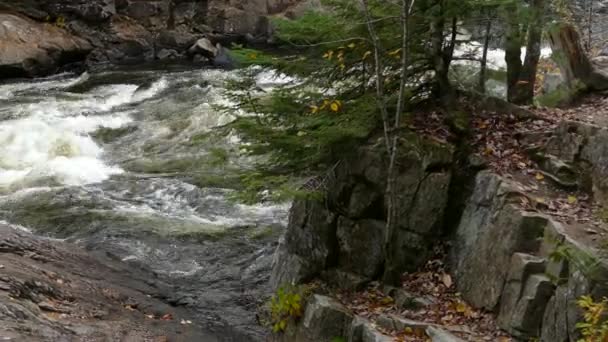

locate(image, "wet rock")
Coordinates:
212 45 235 68
0 13 92 77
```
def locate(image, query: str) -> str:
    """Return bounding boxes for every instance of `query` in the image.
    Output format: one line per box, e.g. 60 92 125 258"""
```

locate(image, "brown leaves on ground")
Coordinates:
336 247 511 341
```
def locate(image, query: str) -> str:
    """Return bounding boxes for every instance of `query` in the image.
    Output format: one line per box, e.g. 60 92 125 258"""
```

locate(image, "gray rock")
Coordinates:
0 13 92 77
383 286 434 310
426 326 465 342
156 48 179 60
270 199 337 290
452 172 548 310
336 218 386 278
212 46 235 69
188 37 218 58
498 253 548 336
299 295 353 342
507 274 554 338
156 30 199 51
322 270 369 292
348 317 393 342
272 134 454 290
543 73 564 94
540 286 570 342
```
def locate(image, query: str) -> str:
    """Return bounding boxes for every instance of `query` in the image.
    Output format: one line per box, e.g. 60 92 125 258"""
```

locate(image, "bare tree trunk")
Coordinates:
586 0 593 50
504 2 522 103
383 0 413 285
478 15 492 93
505 0 544 104
548 23 608 91
429 0 454 105
167 0 175 29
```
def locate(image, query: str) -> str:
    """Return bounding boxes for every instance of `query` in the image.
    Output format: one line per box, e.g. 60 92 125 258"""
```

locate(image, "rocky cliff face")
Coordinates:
270 133 454 290
0 0 313 78
269 104 608 341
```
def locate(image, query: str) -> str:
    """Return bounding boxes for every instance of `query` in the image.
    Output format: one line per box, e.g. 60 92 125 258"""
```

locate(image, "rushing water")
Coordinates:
0 66 291 341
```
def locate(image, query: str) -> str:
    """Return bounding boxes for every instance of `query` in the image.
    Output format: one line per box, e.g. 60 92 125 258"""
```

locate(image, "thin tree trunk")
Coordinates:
430 0 453 104
586 0 593 51
479 15 492 93
504 2 523 103
504 0 544 104
512 0 544 104
384 0 413 285
360 0 391 156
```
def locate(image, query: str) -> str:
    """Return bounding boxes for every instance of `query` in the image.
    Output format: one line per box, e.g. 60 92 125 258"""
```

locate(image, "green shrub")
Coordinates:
576 295 608 342
269 287 304 333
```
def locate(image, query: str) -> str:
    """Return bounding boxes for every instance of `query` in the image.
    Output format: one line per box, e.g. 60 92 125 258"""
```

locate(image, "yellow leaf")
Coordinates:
362 51 372 60
388 48 402 56
568 195 577 204
248 53 258 60
323 50 334 60
320 99 330 110
347 42 356 49
404 327 414 335
536 173 545 181
339 63 345 70
310 105 319 114
330 101 341 112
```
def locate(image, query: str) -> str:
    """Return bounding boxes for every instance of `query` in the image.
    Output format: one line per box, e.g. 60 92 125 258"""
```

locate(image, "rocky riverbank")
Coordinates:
0 0 316 78
0 224 221 341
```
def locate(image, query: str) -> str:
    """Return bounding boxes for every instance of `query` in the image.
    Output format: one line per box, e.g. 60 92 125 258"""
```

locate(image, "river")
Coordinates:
0 66 290 341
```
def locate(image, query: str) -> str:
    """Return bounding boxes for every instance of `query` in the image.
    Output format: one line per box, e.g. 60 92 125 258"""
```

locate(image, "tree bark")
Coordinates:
429 0 454 105
548 22 608 91
478 15 492 93
505 0 544 104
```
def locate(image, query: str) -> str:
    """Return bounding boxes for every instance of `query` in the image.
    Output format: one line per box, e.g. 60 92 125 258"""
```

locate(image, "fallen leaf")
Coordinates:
535 173 545 181
161 313 173 321
441 273 453 288
568 195 577 204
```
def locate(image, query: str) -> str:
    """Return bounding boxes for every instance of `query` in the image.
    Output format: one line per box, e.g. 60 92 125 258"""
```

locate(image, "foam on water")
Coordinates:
0 76 168 190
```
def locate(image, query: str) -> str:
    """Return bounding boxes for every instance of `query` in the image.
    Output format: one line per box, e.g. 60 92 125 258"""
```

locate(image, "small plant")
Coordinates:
269 286 304 333
576 295 608 342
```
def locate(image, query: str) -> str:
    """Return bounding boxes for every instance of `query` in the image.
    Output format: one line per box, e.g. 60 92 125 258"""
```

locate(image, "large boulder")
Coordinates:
0 13 92 77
